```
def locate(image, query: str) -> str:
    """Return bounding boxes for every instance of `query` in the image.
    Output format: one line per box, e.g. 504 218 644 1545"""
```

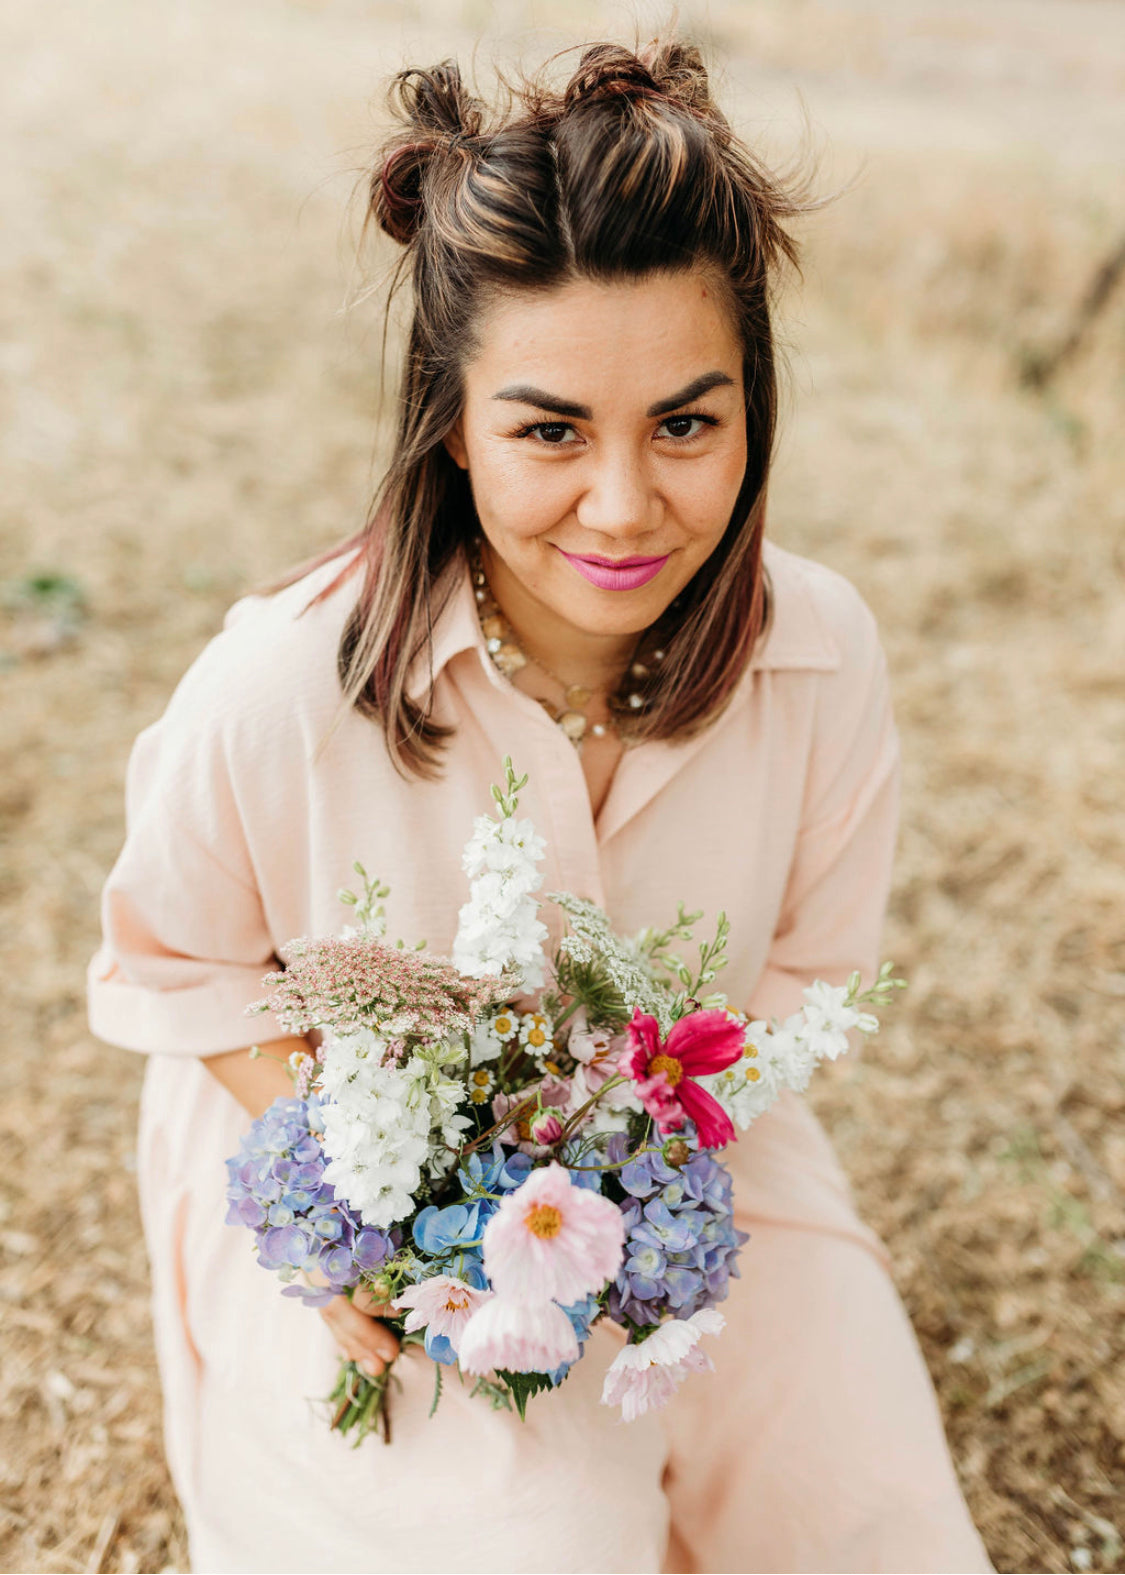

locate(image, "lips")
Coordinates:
556 547 670 592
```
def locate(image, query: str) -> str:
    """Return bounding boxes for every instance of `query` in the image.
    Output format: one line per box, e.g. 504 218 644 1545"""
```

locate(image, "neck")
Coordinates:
480 540 637 692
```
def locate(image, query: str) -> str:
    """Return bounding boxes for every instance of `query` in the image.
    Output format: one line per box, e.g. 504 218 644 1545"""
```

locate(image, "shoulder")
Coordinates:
159 551 362 746
757 541 883 684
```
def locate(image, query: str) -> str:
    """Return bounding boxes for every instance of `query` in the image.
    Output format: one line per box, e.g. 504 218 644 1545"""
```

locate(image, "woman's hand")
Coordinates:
319 1282 401 1377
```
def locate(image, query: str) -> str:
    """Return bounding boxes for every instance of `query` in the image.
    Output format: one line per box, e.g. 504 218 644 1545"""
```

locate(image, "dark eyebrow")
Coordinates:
645 371 736 417
492 385 592 420
491 370 736 423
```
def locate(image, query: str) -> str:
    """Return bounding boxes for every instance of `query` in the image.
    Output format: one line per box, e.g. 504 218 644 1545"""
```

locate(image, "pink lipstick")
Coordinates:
556 547 669 592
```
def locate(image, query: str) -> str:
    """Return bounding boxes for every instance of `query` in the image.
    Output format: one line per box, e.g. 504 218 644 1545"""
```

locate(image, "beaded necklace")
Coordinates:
469 540 665 750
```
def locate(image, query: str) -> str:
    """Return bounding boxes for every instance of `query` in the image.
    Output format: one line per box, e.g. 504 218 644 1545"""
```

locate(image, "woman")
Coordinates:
88 40 992 1574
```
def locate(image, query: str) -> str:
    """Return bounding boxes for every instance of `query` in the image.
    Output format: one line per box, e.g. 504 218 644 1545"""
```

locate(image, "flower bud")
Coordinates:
663 1139 691 1169
529 1110 564 1146
365 1273 395 1303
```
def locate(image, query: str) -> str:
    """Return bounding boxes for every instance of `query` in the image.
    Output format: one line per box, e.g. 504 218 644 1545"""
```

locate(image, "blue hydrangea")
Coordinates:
546 1293 601 1387
605 1148 748 1329
225 1096 395 1303
409 1145 532 1361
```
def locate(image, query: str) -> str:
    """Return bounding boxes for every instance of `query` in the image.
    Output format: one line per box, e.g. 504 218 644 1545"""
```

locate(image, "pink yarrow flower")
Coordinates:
458 1292 578 1376
391 1275 490 1353
621 1008 745 1149
481 1161 625 1304
601 1308 726 1421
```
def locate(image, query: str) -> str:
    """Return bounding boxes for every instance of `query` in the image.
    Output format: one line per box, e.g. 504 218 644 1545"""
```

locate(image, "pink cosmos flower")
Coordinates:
492 1080 571 1156
601 1309 726 1421
481 1161 625 1304
568 1017 626 1092
458 1292 579 1376
621 1008 745 1149
391 1275 491 1352
529 1109 564 1146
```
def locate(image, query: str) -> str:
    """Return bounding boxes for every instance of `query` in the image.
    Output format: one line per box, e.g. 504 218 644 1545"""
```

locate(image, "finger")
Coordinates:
352 1283 394 1316
319 1297 400 1376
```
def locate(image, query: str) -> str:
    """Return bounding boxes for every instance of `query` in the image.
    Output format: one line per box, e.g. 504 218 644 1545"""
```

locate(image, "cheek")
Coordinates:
673 439 748 540
468 441 576 541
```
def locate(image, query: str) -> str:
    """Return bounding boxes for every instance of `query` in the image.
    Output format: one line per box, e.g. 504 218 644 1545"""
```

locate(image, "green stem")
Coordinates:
556 1073 628 1144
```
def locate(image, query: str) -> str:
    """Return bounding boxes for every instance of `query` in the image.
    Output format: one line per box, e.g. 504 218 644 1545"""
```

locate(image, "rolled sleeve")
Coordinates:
748 593 901 1026
88 680 284 1057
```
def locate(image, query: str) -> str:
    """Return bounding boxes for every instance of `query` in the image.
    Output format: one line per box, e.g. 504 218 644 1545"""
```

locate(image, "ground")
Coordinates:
1 0 1124 1570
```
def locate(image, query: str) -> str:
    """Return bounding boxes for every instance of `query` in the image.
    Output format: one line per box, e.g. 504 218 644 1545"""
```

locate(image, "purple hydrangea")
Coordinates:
605 1148 748 1329
225 1095 395 1303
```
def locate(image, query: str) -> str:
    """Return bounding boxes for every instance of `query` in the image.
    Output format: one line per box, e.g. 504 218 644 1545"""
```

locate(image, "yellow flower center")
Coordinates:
471 1069 491 1086
649 1053 684 1088
494 1015 513 1037
745 1066 761 1082
443 1290 471 1313
525 1204 563 1239
528 1028 547 1048
470 1087 489 1103
743 1044 758 1058
543 1059 562 1076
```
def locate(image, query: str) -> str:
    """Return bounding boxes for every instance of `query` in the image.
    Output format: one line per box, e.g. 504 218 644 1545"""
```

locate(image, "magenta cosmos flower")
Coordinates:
621 1008 745 1149
481 1161 625 1304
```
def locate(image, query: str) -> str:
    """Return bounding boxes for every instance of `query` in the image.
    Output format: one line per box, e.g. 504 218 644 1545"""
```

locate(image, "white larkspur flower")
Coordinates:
318 1038 470 1228
799 979 879 1060
462 814 546 882
453 812 549 990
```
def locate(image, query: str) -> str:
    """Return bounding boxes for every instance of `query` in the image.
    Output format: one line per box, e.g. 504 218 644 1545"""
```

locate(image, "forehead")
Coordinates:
465 271 742 399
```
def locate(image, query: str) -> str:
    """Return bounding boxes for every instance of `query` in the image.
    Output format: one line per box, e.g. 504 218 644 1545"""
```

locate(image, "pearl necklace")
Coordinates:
469 541 665 749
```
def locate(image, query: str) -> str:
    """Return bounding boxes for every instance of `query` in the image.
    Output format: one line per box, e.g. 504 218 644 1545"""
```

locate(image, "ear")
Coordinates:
443 418 469 471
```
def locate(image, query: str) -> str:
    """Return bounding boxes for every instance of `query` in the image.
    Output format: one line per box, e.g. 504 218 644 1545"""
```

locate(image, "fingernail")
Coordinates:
359 1356 382 1377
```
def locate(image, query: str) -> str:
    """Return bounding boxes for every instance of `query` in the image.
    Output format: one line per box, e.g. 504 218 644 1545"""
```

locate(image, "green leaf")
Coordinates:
495 1368 556 1421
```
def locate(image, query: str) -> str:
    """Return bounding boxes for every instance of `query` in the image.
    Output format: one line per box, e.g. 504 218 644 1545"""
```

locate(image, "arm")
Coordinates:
202 1037 303 1116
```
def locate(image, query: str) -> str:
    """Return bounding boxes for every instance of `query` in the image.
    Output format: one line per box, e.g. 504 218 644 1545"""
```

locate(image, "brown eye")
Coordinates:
658 413 717 442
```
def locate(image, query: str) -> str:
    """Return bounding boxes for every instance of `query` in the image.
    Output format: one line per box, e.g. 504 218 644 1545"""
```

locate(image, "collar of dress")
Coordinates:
406 538 842 703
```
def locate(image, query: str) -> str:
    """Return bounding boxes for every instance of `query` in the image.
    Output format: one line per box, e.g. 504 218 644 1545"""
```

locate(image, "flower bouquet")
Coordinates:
225 759 902 1441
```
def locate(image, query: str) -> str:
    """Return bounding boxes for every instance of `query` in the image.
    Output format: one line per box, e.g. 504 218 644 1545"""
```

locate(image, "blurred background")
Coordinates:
2 0 1124 1570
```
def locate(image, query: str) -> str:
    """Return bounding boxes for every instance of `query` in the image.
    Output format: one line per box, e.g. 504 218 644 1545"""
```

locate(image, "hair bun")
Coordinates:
563 40 716 121
564 44 660 108
371 61 485 246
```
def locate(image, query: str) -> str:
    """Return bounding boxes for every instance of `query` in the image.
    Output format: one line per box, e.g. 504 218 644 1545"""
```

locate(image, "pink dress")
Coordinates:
88 542 992 1574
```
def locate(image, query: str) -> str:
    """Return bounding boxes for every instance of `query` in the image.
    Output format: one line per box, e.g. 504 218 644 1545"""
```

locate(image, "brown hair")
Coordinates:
288 39 809 775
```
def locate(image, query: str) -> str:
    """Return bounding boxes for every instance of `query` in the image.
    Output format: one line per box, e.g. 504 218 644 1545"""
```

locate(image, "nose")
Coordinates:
574 443 661 542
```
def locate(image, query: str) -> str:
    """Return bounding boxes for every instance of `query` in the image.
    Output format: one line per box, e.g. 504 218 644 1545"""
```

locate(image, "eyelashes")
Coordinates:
511 412 721 447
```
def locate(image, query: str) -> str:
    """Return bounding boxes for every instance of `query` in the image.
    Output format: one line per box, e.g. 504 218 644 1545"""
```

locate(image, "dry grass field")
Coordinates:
2 0 1124 1570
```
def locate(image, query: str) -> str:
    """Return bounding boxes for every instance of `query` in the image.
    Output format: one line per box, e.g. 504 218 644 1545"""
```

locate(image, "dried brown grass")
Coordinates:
2 0 1123 1570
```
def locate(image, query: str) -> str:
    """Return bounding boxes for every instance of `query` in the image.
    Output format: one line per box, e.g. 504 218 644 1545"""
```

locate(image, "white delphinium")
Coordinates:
318 1033 472 1227
318 1031 431 1228
452 761 549 991
799 979 879 1060
409 1046 474 1178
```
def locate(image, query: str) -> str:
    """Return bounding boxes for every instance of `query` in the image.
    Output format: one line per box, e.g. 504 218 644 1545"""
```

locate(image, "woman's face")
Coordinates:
444 269 747 648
